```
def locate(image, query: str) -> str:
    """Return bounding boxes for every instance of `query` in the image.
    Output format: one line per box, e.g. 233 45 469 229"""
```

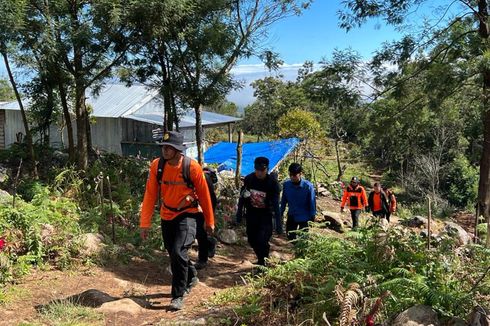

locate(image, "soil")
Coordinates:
0 236 293 326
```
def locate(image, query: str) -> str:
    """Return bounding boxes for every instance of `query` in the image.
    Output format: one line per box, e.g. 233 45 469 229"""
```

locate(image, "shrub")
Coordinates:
441 155 478 209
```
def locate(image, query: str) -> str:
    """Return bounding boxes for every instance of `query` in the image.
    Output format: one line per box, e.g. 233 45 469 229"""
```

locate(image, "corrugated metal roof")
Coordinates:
88 84 159 117
0 84 242 127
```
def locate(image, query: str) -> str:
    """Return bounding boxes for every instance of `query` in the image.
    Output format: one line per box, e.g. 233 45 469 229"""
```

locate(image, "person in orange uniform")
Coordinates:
367 182 389 220
140 131 214 311
340 176 368 230
383 186 397 222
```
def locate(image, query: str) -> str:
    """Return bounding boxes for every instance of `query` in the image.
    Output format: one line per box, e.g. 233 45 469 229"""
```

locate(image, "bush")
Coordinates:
441 155 478 209
210 225 490 324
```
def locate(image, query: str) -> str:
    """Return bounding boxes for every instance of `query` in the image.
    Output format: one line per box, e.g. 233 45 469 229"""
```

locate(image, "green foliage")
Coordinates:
441 155 479 209
212 226 490 324
0 79 14 101
277 108 322 140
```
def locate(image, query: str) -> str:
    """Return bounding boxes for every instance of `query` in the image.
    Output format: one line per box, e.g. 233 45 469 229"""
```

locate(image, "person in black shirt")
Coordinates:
236 157 282 266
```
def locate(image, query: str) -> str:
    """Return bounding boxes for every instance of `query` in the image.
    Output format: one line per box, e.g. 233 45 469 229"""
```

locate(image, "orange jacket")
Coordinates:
341 185 368 210
140 156 215 228
387 191 397 213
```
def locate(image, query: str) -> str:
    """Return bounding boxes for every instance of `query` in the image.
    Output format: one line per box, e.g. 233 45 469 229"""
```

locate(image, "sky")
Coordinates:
1 0 463 108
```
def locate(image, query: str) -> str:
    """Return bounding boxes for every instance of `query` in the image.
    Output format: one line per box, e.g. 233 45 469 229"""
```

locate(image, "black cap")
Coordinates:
156 131 185 152
254 156 269 171
351 176 359 183
288 163 302 174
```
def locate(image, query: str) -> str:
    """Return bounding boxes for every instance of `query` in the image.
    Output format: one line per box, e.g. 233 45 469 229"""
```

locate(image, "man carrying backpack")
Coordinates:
367 182 389 220
236 157 282 266
140 131 214 310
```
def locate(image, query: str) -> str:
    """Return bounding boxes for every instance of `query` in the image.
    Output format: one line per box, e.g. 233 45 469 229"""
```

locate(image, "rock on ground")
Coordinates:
393 304 440 326
403 216 428 228
321 211 344 233
97 298 142 315
78 233 106 256
468 306 490 326
443 221 470 246
218 229 237 244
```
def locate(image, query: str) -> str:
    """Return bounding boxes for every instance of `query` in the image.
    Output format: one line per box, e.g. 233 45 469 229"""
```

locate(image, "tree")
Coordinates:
340 0 490 241
0 0 37 176
0 78 14 101
171 0 313 164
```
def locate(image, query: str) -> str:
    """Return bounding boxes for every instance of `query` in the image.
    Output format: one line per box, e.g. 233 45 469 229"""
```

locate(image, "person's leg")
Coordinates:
195 213 209 268
350 209 360 229
161 219 175 274
246 214 261 262
256 218 272 265
169 215 197 300
286 214 298 241
385 212 391 223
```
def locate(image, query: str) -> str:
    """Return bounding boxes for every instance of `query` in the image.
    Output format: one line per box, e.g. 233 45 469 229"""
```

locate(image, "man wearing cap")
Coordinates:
281 163 316 240
236 156 282 266
140 131 215 310
340 176 368 230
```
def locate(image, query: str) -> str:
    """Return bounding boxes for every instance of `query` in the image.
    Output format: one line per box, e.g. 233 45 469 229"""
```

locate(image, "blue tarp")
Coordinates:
204 138 300 176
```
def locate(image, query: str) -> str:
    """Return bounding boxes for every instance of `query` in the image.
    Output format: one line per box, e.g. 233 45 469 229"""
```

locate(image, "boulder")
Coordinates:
468 306 490 326
322 211 344 233
0 189 12 205
269 250 287 262
0 165 9 183
66 289 116 308
404 216 428 228
40 224 55 245
393 305 440 326
78 233 106 256
442 317 467 326
218 229 237 244
97 298 142 315
443 222 470 246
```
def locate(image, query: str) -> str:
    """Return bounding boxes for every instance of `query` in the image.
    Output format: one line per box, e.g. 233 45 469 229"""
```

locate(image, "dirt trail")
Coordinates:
0 235 293 326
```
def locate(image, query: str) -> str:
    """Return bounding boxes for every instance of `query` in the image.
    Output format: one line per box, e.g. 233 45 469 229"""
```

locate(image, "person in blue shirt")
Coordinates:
281 163 316 240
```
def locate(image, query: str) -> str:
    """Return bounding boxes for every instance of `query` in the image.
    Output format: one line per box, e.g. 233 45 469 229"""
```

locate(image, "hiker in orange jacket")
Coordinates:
140 131 214 311
368 182 389 220
340 176 368 230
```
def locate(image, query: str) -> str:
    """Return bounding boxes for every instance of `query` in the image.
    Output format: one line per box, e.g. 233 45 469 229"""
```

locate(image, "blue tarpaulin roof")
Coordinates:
204 138 300 176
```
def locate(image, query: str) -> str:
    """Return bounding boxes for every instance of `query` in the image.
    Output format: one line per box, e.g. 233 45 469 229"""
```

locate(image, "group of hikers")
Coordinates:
139 131 396 310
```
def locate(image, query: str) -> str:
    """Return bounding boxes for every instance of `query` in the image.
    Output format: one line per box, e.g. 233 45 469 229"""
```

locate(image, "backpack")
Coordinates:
156 156 217 212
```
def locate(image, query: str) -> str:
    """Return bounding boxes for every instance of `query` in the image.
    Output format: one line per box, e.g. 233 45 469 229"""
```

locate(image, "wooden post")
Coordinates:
235 130 243 188
228 123 233 142
475 204 480 243
106 175 115 244
427 196 432 250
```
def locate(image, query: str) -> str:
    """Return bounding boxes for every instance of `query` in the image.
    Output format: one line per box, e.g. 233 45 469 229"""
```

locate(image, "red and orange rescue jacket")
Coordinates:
341 185 368 210
140 156 214 228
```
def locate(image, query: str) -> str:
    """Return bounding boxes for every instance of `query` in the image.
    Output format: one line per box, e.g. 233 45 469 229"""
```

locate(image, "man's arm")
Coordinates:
271 180 282 234
140 159 160 229
191 162 215 230
340 187 348 211
309 183 317 221
280 182 287 217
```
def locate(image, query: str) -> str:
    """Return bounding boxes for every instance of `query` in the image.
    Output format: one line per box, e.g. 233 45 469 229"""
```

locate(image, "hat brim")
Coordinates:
157 142 185 152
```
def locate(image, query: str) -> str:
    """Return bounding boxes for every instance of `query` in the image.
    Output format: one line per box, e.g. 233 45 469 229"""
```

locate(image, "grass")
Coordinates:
36 301 104 326
0 286 31 305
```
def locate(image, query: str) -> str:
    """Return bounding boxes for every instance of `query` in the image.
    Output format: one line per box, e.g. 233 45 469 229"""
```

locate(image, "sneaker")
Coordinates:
194 260 208 270
169 297 184 310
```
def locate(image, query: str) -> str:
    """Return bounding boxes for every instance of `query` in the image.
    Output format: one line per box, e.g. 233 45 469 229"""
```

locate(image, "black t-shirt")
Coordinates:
241 173 280 216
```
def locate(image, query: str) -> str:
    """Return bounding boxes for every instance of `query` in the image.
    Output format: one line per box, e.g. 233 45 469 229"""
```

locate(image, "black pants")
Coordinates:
245 213 272 265
350 209 361 229
372 210 386 219
196 213 216 262
286 215 309 241
161 213 197 298
385 212 391 222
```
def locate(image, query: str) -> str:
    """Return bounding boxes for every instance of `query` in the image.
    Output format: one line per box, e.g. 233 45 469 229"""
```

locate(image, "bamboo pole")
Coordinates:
427 195 432 250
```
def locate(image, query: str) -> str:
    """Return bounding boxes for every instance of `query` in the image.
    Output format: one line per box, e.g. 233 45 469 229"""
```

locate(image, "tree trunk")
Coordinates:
75 84 88 170
235 130 243 188
335 138 343 181
58 82 75 161
477 0 490 247
195 103 204 164
85 111 92 155
2 51 38 178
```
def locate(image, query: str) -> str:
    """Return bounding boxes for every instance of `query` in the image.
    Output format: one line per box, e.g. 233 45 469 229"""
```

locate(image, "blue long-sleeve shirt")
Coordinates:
280 179 316 222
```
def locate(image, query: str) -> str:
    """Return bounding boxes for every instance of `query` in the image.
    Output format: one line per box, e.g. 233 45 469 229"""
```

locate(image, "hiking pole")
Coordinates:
427 195 432 250
12 158 23 208
106 175 115 244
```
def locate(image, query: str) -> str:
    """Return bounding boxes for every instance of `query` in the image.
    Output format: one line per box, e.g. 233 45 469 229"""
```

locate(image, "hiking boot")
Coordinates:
194 260 208 270
169 297 184 310
184 276 199 296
